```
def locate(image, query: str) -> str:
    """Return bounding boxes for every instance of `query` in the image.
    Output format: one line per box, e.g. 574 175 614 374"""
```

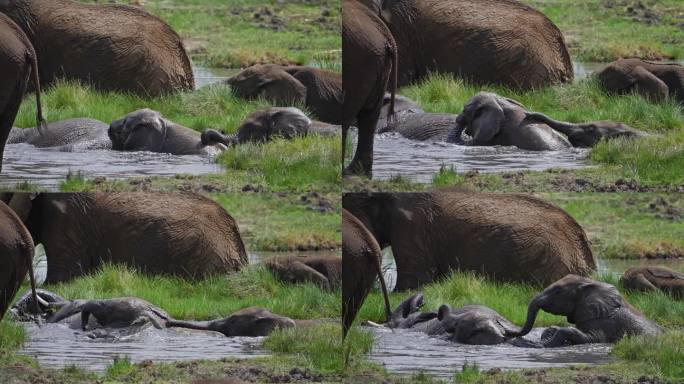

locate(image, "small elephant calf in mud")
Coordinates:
47 297 171 331
263 255 341 290
166 307 296 337
621 266 684 298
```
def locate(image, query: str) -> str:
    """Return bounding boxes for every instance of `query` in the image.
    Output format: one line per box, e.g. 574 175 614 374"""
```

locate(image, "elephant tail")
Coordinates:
201 129 237 147
524 112 579 137
26 50 47 136
371 238 393 332
385 31 398 125
166 319 214 332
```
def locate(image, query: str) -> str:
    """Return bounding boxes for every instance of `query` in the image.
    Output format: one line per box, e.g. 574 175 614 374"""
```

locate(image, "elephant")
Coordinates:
263 255 341 291
358 0 573 89
342 191 596 290
342 0 397 176
10 288 66 321
0 12 46 172
378 113 459 142
449 92 572 150
201 107 333 146
341 208 392 339
0 198 39 321
8 118 111 151
47 297 171 331
226 64 343 124
166 307 296 337
596 59 684 103
9 192 248 283
108 109 227 155
376 94 424 131
621 266 684 299
0 0 194 96
513 275 663 347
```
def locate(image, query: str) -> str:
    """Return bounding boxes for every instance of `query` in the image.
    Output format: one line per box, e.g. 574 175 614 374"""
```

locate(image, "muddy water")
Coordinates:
369 328 613 379
370 132 591 183
0 144 223 191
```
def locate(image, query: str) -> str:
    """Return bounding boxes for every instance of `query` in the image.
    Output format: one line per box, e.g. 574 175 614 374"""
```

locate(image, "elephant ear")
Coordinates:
123 118 168 152
269 109 312 139
260 71 307 106
572 282 623 325
7 193 36 222
470 99 504 143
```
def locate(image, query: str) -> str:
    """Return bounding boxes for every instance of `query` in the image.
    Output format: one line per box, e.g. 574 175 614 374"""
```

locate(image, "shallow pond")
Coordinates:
370 132 591 183
193 66 240 89
0 144 223 191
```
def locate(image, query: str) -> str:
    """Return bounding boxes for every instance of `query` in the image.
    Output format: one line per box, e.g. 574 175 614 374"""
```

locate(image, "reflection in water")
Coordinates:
371 132 591 183
370 327 613 379
0 144 222 191
21 323 266 372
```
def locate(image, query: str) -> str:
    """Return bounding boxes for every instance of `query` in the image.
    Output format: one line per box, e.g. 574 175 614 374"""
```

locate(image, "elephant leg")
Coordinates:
541 326 593 347
346 109 380 176
631 66 669 102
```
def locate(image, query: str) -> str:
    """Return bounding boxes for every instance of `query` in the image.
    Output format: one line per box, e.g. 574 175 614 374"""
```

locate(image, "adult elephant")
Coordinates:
343 191 596 290
0 197 39 321
342 0 397 176
342 208 392 339
8 118 110 151
621 266 684 299
0 0 194 96
263 255 341 291
513 275 663 346
0 12 46 172
359 0 573 89
10 192 248 283
596 59 684 103
378 113 458 142
227 64 343 124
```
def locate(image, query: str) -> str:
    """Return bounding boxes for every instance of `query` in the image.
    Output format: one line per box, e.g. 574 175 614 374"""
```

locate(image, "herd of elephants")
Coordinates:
0 0 683 377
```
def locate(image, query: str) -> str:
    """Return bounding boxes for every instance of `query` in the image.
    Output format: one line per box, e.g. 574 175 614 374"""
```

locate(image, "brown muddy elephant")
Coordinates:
342 0 397 176
166 307 296 337
0 12 46 172
0 0 194 96
10 193 248 283
359 0 573 89
513 275 663 347
263 255 341 291
0 198 38 321
343 190 596 291
227 65 343 124
342 208 391 339
621 266 684 299
596 59 684 103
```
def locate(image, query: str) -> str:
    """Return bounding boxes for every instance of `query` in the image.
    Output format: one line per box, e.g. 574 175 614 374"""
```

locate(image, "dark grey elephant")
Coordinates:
10 288 65 321
378 113 459 141
376 94 424 131
166 307 296 337
8 118 111 151
263 255 341 291
596 59 684 103
47 297 171 331
227 64 342 124
513 275 663 347
108 109 227 155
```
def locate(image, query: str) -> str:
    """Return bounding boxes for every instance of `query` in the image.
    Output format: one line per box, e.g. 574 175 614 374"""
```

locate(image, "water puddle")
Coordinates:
21 322 266 372
193 66 240 89
0 144 222 191
369 327 613 379
370 133 591 183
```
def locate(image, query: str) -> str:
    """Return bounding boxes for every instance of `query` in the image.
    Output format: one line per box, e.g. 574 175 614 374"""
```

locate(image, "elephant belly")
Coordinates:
384 113 457 141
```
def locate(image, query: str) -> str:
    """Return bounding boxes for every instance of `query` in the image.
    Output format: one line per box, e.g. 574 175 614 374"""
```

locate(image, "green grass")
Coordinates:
612 332 684 379
525 0 684 61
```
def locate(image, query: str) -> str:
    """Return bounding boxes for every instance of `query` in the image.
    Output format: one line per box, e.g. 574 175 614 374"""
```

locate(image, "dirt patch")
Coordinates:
647 197 682 221
602 0 662 25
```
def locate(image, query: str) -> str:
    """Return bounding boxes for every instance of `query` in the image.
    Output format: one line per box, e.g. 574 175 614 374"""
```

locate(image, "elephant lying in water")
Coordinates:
621 266 684 299
378 113 459 142
10 289 65 321
513 275 663 347
450 92 647 149
47 297 171 331
263 255 341 290
166 307 296 337
8 118 111 151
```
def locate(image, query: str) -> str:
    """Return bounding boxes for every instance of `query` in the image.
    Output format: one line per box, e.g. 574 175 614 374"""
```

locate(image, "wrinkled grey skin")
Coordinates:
166 307 296 337
376 94 424 130
388 294 539 347
47 297 171 331
10 288 66 321
379 113 459 141
201 107 336 146
513 275 663 347
449 92 571 150
621 266 684 298
8 118 110 151
108 109 226 156
596 59 684 103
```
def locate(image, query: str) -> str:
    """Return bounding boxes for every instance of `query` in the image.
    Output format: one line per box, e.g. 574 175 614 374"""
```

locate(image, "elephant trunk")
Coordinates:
524 112 580 136
201 129 236 147
166 319 214 332
513 298 541 337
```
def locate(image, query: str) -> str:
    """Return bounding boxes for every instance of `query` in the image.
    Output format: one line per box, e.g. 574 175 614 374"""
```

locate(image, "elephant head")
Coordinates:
227 64 307 106
453 92 524 144
235 107 312 143
108 109 168 152
515 275 624 337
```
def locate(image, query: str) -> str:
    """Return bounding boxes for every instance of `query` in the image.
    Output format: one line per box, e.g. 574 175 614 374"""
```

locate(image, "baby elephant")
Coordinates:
513 275 662 347
109 109 227 156
8 118 111 151
621 266 684 299
263 255 341 290
166 307 295 337
47 297 171 330
596 59 684 103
